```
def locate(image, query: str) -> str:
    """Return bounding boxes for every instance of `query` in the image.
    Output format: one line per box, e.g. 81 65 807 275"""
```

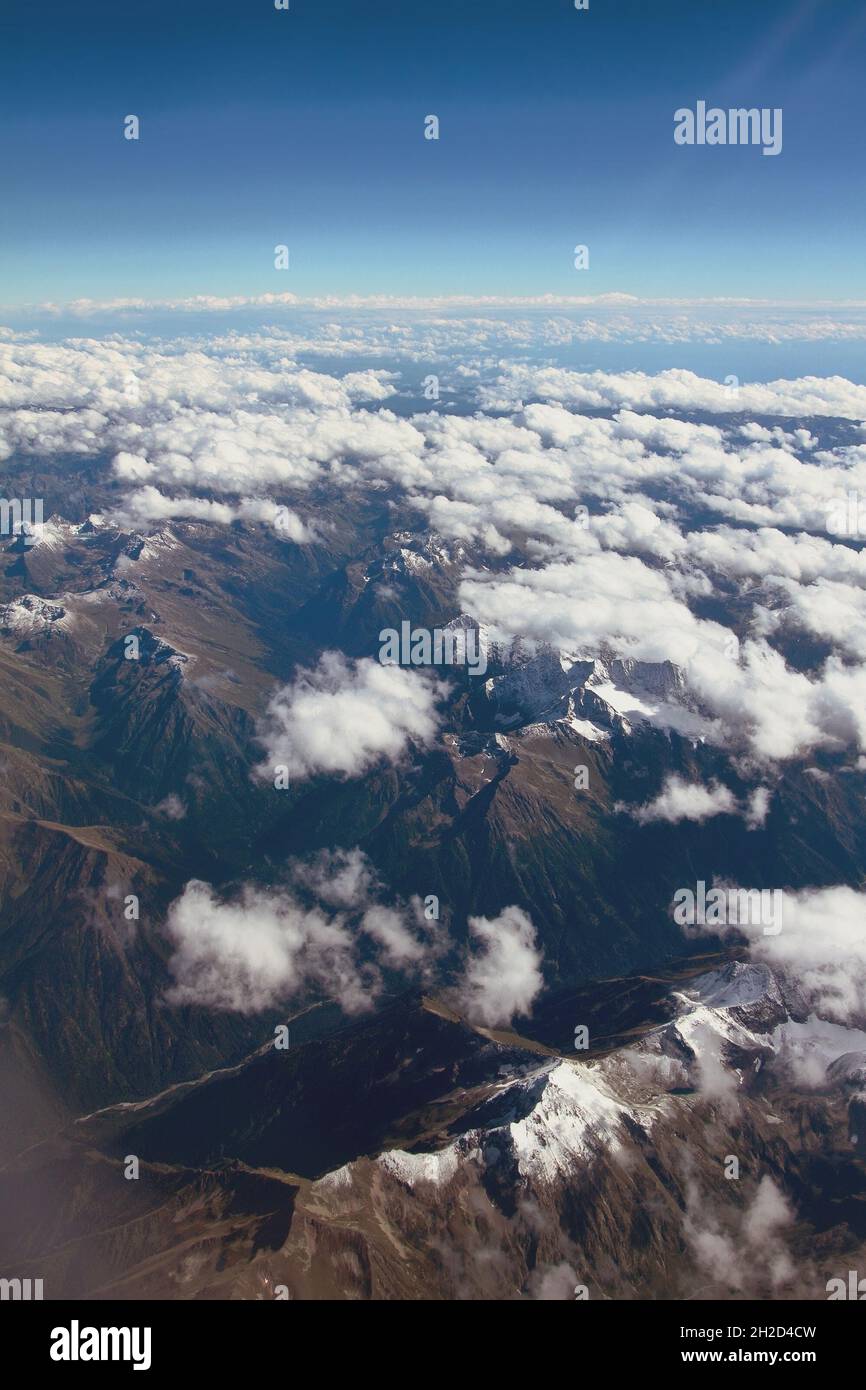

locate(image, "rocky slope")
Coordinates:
3 955 864 1300
2 503 866 1112
2 490 866 1300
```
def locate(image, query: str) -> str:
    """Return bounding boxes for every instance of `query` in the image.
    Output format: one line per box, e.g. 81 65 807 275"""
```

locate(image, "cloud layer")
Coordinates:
5 324 866 768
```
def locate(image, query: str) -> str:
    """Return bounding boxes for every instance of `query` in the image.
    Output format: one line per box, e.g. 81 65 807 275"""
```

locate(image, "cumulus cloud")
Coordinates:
482 365 866 419
755 887 866 1024
622 776 772 828
288 845 376 909
462 546 866 762
686 884 866 1025
460 551 722 667
744 786 771 829
255 653 444 783
451 906 544 1027
683 1174 795 1295
8 325 866 771
166 847 443 1014
165 878 372 1014
106 485 315 541
625 775 738 825
360 904 428 969
9 296 866 358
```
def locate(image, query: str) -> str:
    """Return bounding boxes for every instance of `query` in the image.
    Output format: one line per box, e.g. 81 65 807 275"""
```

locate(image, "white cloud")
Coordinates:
757 887 866 1023
462 549 866 762
684 1174 795 1295
483 365 866 419
288 846 376 909
106 485 315 540
7 326 866 769
451 906 544 1027
360 905 427 968
255 653 444 782
460 551 723 667
686 884 866 1025
165 878 378 1015
9 294 866 346
744 786 771 829
165 847 441 1014
626 775 738 824
688 1022 741 1116
623 778 772 828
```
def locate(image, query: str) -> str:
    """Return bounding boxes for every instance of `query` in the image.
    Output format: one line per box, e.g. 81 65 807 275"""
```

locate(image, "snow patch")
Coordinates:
0 594 73 634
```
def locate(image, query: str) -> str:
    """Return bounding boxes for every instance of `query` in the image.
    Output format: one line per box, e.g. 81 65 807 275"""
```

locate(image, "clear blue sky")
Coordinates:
1 0 864 305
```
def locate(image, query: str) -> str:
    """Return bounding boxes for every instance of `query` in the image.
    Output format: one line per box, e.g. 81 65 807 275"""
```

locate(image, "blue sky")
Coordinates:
1 0 864 306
